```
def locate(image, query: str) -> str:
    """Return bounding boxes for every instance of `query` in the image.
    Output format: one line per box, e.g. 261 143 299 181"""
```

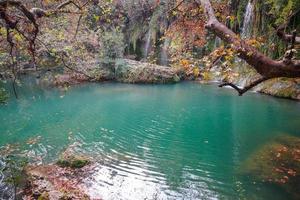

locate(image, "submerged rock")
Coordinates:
57 154 90 169
239 134 300 199
56 142 91 169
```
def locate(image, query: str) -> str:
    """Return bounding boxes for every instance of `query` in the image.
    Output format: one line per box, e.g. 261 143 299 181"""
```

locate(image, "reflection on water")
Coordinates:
0 81 300 199
82 164 220 200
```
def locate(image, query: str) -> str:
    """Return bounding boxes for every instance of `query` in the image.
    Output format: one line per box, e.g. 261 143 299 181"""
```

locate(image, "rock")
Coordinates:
82 41 98 53
53 59 182 86
23 143 93 199
88 65 115 81
57 154 90 169
24 164 91 200
53 59 114 87
256 78 300 100
54 73 90 86
207 62 300 100
115 59 182 83
37 50 60 68
56 143 91 169
239 134 300 199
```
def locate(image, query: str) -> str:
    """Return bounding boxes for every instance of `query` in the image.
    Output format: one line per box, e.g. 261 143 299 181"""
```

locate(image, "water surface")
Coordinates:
0 80 300 199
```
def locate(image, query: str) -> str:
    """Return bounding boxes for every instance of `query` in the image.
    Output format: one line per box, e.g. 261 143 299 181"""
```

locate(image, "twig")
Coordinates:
56 0 81 10
60 55 94 80
73 14 82 40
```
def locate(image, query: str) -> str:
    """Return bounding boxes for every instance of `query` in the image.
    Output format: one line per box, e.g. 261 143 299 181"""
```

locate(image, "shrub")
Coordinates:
98 27 125 70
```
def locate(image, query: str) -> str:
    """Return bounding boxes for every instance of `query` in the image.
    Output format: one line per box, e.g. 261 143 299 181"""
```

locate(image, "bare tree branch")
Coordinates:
73 14 82 40
219 77 269 96
57 0 81 10
61 55 94 80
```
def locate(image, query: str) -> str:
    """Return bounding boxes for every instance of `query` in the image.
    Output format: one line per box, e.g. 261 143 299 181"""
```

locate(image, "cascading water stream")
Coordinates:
214 36 222 49
144 30 152 59
241 0 254 39
233 0 255 88
159 37 170 66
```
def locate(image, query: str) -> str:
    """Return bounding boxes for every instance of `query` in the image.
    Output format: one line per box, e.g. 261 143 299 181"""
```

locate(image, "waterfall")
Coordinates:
233 0 255 88
214 36 222 48
159 37 170 66
144 30 152 59
241 0 254 39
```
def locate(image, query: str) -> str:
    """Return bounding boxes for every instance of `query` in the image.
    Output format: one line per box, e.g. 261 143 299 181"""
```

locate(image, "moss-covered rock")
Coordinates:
239 134 300 199
57 154 90 169
115 59 182 83
53 59 182 86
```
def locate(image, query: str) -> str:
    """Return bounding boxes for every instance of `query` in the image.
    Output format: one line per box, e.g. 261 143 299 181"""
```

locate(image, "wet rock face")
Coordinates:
115 59 182 84
239 134 300 199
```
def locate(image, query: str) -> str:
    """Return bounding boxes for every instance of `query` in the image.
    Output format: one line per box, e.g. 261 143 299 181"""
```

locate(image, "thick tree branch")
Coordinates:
199 0 300 80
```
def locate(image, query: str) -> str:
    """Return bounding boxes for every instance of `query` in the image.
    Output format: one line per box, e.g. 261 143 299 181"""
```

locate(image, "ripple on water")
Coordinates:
0 82 300 199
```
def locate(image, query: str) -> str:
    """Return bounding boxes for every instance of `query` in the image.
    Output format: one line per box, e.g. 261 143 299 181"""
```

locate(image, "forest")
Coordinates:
0 0 300 199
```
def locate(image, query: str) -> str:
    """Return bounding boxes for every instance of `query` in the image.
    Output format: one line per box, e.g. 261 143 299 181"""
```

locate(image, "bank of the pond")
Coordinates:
12 59 299 101
52 59 183 86
0 82 300 199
